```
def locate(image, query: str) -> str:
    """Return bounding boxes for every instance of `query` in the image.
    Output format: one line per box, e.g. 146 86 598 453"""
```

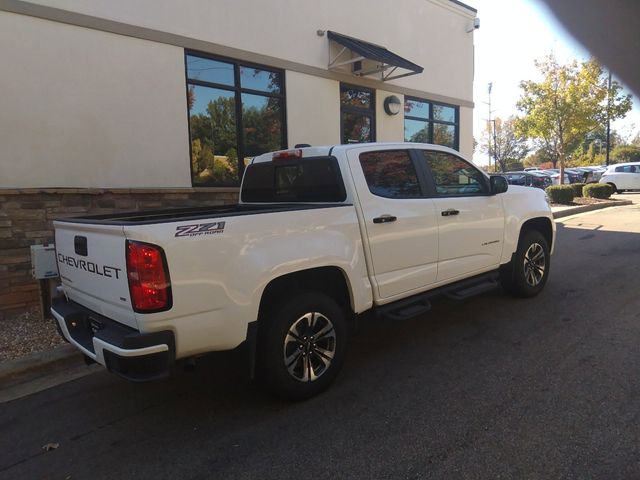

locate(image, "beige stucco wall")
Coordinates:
14 0 476 103
376 91 405 143
0 11 191 188
286 72 340 147
459 106 474 159
0 1 476 188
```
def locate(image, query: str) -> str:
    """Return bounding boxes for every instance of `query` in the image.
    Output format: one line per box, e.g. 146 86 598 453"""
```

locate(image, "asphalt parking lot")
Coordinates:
1 197 640 480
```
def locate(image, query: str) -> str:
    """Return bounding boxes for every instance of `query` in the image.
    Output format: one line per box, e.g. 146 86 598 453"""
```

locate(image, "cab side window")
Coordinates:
359 150 422 198
421 151 487 196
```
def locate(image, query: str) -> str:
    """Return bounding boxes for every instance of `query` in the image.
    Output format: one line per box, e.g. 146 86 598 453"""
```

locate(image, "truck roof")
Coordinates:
251 142 461 164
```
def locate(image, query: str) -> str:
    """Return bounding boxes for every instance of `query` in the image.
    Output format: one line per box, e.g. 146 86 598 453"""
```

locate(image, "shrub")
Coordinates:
583 183 613 199
571 183 586 197
545 185 574 204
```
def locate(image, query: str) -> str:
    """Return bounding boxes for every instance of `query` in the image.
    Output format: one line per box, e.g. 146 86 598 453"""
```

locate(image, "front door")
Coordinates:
347 147 439 300
416 150 505 283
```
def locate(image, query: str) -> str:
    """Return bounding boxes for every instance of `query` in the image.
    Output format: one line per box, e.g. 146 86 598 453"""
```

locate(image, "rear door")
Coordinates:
347 146 438 300
416 150 505 283
54 221 136 328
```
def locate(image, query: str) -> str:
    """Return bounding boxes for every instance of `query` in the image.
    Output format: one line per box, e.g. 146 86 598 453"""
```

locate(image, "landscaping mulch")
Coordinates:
0 308 65 362
552 197 621 207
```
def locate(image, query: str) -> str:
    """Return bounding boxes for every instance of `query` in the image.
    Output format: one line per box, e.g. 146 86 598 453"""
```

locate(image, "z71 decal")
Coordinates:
175 221 226 237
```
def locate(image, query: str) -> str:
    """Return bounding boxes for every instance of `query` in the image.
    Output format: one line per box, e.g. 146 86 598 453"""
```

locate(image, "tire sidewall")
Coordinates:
258 291 348 400
512 230 550 297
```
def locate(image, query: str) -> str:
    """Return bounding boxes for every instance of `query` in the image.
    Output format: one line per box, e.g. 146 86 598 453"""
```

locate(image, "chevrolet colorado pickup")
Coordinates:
52 143 555 399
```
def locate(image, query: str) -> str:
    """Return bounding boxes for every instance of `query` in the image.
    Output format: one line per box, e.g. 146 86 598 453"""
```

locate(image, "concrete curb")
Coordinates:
552 200 632 219
0 343 81 386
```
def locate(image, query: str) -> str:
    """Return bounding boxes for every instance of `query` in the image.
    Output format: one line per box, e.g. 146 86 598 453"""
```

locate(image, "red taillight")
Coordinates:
272 149 302 162
126 241 172 312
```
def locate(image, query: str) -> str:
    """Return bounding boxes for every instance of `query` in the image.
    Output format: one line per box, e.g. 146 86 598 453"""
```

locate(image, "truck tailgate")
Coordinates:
54 221 137 328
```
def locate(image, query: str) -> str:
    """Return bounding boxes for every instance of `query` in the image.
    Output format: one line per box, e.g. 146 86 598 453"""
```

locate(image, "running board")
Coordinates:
444 278 499 301
377 294 431 321
375 271 500 321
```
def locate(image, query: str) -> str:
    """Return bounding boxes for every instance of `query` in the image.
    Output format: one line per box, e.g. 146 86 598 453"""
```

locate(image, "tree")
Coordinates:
479 117 529 172
516 55 632 181
611 145 640 163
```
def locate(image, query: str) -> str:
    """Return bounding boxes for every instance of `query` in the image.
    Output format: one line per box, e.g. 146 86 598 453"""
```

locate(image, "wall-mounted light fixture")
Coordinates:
383 95 401 116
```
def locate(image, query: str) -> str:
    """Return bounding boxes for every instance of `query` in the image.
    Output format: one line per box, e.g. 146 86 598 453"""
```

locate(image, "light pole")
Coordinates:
606 70 612 166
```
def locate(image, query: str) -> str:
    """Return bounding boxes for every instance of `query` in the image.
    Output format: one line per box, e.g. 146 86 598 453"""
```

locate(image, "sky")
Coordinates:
465 0 640 165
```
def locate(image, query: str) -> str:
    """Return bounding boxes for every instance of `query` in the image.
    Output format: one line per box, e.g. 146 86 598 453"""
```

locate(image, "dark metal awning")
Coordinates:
327 30 424 81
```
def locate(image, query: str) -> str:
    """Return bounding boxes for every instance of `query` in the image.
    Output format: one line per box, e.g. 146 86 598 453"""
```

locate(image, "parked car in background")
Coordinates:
599 162 640 193
540 170 571 185
503 171 553 189
564 169 587 183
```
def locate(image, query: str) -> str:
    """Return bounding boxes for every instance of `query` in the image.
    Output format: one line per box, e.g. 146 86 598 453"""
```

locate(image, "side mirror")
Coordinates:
490 175 509 195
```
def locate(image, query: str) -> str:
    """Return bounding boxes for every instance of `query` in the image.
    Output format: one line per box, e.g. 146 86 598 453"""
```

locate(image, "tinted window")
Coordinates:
615 165 639 173
433 104 456 123
188 86 237 185
241 157 346 203
359 150 421 198
241 94 283 157
404 97 459 150
340 87 372 109
404 99 429 118
342 113 373 144
404 119 428 143
186 52 286 186
422 151 487 195
186 55 234 86
240 67 282 93
341 84 375 144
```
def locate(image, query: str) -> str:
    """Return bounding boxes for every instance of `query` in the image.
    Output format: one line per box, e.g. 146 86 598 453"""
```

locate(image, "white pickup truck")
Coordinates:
52 143 555 399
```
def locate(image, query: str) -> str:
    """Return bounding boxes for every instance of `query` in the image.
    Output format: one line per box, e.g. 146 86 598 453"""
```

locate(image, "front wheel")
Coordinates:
501 230 550 298
257 291 348 400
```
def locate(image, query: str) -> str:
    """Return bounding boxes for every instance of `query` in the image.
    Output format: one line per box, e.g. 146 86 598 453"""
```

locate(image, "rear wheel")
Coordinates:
607 183 619 194
257 291 348 400
501 230 550 298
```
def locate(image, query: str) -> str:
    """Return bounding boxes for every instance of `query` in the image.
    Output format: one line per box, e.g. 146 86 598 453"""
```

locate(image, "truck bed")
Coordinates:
55 203 350 225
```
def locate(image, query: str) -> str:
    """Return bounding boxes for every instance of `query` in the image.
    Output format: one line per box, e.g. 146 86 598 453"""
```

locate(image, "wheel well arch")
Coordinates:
257 267 354 320
606 181 618 191
520 217 553 250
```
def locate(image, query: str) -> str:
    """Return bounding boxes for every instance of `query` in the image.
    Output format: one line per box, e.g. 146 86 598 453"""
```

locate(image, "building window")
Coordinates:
404 97 459 150
185 52 286 186
340 84 375 144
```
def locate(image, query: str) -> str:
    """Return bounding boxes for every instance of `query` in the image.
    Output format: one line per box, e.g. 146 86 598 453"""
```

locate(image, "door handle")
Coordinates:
441 209 460 217
373 214 397 224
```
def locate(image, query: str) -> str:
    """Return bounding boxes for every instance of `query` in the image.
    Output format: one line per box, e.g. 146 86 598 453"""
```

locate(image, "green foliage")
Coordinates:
545 185 575 204
479 116 529 172
583 183 613 199
570 183 586 197
517 55 632 172
611 145 640 164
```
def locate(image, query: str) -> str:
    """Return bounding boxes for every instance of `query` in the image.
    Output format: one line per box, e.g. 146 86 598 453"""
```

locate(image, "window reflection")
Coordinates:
404 97 459 150
240 67 282 93
185 52 286 186
188 86 237 185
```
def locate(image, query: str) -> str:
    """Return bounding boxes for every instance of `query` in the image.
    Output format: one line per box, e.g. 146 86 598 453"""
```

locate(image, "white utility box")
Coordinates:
30 244 59 279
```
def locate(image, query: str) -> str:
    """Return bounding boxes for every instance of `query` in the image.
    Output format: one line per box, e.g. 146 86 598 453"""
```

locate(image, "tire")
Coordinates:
257 291 348 400
501 230 550 298
607 183 618 194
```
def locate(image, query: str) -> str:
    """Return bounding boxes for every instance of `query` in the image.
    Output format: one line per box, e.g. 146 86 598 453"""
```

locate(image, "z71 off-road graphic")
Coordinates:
175 221 226 237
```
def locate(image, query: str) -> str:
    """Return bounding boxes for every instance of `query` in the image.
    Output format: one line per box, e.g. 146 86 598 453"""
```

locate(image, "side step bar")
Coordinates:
376 271 500 321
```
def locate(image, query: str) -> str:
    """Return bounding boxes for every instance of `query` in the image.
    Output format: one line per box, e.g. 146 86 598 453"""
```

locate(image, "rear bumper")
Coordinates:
51 299 175 382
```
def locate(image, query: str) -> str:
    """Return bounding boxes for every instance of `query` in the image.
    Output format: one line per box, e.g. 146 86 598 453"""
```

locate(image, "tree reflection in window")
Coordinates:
186 53 286 186
404 97 459 150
